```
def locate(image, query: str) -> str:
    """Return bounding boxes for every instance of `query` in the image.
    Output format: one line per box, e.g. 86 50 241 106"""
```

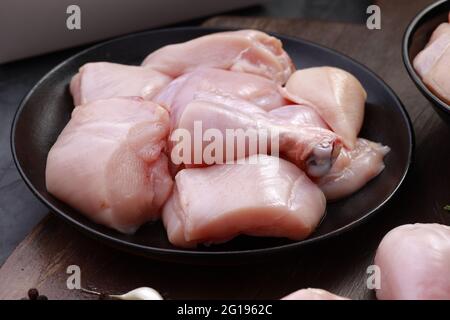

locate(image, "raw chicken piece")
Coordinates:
269 105 329 129
282 67 367 148
413 33 450 78
155 67 287 118
162 155 326 248
268 108 389 199
428 22 450 45
421 47 450 104
142 30 295 84
317 138 390 201
413 25 450 104
169 90 270 128
70 62 172 106
173 100 342 178
282 288 348 300
375 223 450 300
46 97 173 234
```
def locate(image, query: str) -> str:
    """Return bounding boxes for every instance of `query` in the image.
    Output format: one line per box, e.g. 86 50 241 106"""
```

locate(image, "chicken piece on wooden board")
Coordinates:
46 97 173 234
162 155 326 248
70 62 172 106
282 67 367 148
375 223 450 300
142 30 295 84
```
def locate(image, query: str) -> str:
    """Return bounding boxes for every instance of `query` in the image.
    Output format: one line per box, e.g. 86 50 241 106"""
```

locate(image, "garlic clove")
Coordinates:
109 287 163 300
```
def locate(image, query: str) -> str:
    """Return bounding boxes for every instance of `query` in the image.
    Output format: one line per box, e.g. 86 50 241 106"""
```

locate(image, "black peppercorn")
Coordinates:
28 288 39 300
36 295 48 300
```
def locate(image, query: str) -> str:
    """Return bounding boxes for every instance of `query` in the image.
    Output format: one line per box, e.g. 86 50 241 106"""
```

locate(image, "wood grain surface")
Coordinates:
0 0 449 300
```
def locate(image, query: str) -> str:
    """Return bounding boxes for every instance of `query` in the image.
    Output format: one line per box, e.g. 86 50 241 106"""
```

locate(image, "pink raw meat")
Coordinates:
375 223 450 300
162 155 326 248
282 67 367 148
70 62 171 106
317 138 390 201
46 97 173 234
142 30 295 84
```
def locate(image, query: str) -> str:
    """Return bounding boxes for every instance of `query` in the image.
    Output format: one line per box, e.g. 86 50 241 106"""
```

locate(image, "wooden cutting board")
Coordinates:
1 0 449 300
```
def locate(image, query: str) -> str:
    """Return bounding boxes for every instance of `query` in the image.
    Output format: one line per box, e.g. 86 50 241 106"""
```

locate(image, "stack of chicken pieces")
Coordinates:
46 30 389 247
414 12 450 104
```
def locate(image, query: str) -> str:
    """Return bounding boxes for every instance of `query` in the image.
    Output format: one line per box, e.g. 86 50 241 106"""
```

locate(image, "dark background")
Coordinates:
0 0 373 265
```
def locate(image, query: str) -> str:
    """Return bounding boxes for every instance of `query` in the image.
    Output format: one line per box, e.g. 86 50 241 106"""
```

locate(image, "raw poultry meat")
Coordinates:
46 97 173 234
414 34 450 77
142 30 295 84
428 20 450 45
155 67 287 119
413 15 450 104
282 66 367 148
46 29 390 246
70 62 172 106
267 108 388 200
317 138 390 201
282 288 348 300
268 105 329 129
174 99 342 177
162 155 326 248
375 223 450 300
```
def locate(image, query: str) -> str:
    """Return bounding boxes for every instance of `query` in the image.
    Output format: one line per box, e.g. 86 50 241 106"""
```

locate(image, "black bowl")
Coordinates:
403 0 450 124
11 27 414 264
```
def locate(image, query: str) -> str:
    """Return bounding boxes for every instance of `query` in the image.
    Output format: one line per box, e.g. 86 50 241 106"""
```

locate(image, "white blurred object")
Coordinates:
0 0 263 63
110 287 163 300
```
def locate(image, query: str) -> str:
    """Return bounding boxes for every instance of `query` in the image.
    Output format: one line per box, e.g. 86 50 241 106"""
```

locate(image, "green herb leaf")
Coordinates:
444 205 450 211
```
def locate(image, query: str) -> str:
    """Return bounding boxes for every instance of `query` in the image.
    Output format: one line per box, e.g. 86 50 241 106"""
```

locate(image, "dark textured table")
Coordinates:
0 0 449 300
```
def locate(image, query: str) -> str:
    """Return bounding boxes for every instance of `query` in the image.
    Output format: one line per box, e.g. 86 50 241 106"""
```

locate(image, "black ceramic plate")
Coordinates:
403 0 450 124
12 27 413 264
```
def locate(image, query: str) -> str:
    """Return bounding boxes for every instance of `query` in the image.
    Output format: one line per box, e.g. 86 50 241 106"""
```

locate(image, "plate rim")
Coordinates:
10 26 415 259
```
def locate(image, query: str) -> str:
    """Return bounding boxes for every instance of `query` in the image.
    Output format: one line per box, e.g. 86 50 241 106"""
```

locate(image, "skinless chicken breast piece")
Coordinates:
422 45 450 104
142 30 295 84
70 62 172 106
46 97 173 234
375 223 450 300
428 21 450 46
282 67 367 148
413 19 450 104
162 155 326 248
414 33 450 78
